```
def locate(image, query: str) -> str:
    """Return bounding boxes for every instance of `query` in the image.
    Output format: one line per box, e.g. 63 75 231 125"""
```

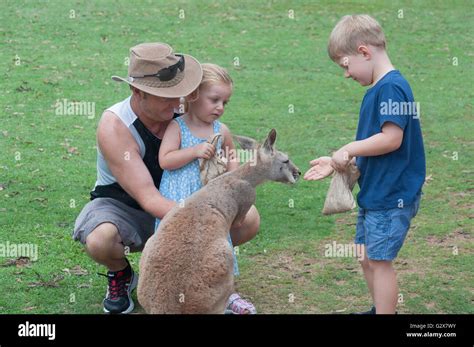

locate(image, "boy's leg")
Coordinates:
359 248 375 302
369 259 398 314
363 194 421 314
355 208 377 308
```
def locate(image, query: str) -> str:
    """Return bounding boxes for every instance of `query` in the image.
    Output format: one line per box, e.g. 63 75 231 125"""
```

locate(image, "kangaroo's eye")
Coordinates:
282 159 289 164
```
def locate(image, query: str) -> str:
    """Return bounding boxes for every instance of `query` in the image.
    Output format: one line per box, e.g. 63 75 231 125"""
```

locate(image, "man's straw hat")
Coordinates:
112 42 202 98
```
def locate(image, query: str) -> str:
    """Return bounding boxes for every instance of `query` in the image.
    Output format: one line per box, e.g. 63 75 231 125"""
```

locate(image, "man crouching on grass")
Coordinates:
72 42 260 314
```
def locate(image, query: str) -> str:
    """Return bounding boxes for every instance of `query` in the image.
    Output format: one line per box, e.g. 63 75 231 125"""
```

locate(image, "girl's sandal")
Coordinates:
225 293 257 314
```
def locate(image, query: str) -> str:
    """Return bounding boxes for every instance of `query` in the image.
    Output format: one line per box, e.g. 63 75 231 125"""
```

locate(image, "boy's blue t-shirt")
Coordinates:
355 70 425 210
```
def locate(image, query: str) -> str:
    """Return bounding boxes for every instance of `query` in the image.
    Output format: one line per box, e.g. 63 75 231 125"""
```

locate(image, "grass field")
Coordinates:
0 0 472 314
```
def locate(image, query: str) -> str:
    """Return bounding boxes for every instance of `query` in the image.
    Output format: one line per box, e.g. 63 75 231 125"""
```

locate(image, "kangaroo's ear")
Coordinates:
263 129 277 154
233 135 258 150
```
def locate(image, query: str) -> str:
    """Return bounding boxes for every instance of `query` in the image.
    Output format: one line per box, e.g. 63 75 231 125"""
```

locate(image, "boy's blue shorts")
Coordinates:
355 192 422 261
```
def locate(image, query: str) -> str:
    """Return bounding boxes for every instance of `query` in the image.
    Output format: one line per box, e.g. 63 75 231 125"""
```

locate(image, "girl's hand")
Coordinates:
194 142 216 159
304 156 334 180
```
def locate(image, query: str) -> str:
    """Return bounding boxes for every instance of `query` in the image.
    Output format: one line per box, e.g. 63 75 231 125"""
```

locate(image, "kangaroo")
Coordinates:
137 129 301 314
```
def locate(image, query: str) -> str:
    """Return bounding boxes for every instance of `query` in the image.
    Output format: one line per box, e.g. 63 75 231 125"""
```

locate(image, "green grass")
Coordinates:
0 0 472 314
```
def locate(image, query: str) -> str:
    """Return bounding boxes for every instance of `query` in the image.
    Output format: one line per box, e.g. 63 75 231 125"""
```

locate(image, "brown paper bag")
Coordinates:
322 162 360 215
199 133 227 185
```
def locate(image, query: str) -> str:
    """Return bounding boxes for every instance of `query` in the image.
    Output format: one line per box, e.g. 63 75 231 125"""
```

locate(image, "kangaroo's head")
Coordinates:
234 129 301 184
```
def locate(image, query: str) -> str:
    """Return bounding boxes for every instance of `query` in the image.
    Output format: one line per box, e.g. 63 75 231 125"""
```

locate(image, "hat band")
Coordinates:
128 70 185 88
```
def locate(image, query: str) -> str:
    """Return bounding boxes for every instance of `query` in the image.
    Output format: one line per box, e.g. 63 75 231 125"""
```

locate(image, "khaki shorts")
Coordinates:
72 197 155 252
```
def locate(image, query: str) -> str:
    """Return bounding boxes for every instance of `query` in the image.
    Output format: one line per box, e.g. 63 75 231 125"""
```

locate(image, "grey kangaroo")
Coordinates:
138 129 301 313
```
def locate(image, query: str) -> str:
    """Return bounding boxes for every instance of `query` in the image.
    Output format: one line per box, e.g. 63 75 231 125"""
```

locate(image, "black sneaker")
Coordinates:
99 259 138 314
351 306 398 314
352 306 376 314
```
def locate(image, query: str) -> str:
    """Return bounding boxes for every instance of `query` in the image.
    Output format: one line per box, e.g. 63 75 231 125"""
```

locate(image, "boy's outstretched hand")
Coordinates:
304 156 334 181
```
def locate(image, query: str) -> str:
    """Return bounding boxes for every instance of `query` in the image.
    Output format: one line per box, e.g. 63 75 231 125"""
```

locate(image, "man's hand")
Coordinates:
304 156 334 181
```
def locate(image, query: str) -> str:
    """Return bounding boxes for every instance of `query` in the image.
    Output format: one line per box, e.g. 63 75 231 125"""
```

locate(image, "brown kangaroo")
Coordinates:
137 129 301 313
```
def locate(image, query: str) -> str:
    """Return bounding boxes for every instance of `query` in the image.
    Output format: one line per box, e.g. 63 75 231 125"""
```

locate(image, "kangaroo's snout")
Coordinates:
288 162 301 184
293 167 302 181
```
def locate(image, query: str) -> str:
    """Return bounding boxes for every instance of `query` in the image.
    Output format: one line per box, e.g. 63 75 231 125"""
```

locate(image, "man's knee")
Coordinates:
231 206 260 245
85 223 121 254
245 205 260 238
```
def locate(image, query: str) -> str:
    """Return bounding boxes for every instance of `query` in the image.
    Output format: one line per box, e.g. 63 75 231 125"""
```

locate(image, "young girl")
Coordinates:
156 63 256 314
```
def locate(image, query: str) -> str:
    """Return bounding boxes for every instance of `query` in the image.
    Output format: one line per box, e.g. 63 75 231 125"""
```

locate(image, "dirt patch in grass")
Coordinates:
425 228 472 246
448 189 474 217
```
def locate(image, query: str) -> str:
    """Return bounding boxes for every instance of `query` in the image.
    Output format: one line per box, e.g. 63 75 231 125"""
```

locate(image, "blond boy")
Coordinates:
305 15 425 314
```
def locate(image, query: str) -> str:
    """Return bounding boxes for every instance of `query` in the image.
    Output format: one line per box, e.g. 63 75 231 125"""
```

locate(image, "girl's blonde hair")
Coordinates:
328 14 386 62
183 63 233 111
200 63 233 89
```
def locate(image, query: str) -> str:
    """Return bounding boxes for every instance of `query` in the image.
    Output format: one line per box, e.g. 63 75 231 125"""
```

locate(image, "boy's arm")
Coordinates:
221 124 239 171
332 122 403 171
159 120 215 170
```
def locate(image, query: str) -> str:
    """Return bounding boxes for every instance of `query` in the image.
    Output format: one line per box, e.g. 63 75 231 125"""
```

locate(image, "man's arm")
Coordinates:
97 111 176 219
332 122 403 171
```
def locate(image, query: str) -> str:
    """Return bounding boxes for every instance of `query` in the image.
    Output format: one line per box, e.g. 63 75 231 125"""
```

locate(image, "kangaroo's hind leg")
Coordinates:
198 237 234 314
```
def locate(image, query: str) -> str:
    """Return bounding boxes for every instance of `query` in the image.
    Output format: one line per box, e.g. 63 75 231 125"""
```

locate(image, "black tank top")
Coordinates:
91 114 177 210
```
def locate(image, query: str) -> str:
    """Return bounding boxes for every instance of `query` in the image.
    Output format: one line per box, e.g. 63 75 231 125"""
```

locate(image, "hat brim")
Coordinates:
112 54 202 98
